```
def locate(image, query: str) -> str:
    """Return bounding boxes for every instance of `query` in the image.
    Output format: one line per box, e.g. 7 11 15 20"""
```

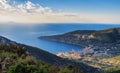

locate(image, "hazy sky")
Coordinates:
0 0 120 24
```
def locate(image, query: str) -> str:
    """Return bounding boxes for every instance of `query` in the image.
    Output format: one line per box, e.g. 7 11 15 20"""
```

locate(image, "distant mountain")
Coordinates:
39 28 120 57
40 28 120 43
0 36 102 73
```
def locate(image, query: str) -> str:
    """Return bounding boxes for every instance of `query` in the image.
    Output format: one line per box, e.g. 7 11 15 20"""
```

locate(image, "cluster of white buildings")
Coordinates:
57 50 81 59
82 46 94 55
57 46 96 60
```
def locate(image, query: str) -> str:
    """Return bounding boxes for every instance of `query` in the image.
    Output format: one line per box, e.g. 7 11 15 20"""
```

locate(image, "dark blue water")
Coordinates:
0 23 120 54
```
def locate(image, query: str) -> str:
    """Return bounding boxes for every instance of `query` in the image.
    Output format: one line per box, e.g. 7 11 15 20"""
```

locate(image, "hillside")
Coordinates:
100 55 120 67
40 28 120 44
0 36 67 66
39 28 120 72
0 44 76 73
39 28 120 57
0 36 102 73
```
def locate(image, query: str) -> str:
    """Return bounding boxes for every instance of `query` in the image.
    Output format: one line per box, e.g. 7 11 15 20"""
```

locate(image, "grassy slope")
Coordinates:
100 55 120 67
105 55 120 73
0 44 74 73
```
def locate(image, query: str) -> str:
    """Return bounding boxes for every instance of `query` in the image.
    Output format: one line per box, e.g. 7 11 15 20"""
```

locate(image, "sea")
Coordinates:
0 23 120 54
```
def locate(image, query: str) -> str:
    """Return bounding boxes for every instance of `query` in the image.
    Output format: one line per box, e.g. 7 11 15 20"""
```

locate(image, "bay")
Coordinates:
0 23 120 54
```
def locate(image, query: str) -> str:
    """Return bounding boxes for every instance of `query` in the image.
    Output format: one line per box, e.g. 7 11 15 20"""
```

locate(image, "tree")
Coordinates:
8 63 40 73
59 67 73 73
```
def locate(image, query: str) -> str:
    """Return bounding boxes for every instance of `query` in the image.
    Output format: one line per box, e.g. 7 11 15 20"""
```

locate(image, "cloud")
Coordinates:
0 0 13 11
0 0 53 14
0 0 79 23
16 1 53 14
0 0 119 24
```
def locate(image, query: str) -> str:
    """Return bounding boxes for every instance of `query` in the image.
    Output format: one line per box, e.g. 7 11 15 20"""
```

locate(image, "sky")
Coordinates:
0 0 120 24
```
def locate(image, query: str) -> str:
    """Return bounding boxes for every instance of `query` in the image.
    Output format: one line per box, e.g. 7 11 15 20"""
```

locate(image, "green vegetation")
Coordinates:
40 28 120 43
8 62 74 73
0 44 78 73
112 55 120 60
107 67 120 73
93 28 120 42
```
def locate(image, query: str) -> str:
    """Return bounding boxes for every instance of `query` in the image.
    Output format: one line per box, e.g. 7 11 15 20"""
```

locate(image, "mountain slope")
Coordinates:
0 44 75 73
0 36 102 73
0 36 64 66
39 28 120 57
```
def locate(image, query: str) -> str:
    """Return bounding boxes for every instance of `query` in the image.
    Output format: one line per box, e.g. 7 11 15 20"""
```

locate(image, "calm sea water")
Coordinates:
0 23 120 54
